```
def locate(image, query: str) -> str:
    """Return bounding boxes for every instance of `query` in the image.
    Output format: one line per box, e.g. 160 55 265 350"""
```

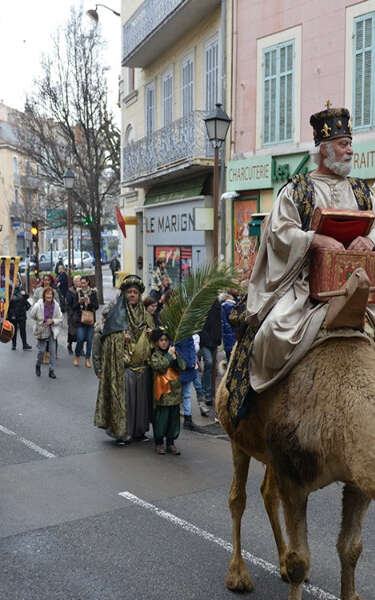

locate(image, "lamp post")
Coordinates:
204 103 231 261
63 167 75 276
86 4 120 23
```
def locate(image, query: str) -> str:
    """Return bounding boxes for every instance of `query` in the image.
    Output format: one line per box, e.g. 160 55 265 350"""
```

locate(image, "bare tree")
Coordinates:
16 6 120 302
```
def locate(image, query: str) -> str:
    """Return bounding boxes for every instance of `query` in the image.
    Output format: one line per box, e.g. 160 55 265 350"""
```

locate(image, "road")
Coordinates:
0 266 374 600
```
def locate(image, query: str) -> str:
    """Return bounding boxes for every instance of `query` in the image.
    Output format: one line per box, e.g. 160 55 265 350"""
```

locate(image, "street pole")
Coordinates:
213 145 220 261
67 193 72 276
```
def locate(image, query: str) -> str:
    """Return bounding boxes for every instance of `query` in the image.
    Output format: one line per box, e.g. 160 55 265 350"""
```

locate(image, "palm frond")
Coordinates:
160 263 239 343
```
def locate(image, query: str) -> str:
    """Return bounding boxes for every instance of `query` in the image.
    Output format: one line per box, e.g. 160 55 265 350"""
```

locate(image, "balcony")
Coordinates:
122 111 213 187
122 0 220 67
20 174 41 191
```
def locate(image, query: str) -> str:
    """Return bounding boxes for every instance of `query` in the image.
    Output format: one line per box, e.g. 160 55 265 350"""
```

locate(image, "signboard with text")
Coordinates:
227 156 272 191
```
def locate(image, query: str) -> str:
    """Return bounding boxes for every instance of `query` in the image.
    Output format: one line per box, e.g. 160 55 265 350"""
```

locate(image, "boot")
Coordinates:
197 396 210 416
74 355 79 367
67 343 73 355
183 415 202 432
35 364 41 377
49 369 56 379
11 343 16 350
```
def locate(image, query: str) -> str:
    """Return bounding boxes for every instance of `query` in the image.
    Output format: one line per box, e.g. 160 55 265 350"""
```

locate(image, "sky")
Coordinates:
0 0 121 120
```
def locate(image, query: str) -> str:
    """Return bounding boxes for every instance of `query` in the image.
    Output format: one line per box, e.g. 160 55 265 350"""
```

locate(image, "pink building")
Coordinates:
226 0 375 273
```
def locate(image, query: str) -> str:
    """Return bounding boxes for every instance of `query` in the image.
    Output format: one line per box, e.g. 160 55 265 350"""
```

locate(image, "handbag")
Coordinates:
81 309 94 326
34 322 51 340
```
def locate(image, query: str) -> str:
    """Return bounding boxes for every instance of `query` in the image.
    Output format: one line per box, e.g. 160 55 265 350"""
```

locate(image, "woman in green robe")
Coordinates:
94 275 154 444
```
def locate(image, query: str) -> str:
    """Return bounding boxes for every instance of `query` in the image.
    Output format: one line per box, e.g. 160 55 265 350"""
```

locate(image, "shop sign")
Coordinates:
194 207 213 230
351 140 375 179
144 199 206 246
271 152 310 182
227 156 272 191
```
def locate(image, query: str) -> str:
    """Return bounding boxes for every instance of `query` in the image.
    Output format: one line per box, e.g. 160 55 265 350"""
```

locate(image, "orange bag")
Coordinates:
154 368 179 401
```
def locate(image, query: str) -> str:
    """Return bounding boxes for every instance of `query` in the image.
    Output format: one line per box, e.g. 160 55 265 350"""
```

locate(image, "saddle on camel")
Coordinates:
218 105 375 600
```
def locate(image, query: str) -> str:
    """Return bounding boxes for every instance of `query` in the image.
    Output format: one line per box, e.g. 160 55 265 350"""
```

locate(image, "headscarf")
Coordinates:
102 287 149 340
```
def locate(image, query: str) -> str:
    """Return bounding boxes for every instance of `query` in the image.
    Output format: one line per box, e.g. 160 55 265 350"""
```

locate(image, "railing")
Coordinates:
20 174 40 190
123 0 184 61
122 111 212 183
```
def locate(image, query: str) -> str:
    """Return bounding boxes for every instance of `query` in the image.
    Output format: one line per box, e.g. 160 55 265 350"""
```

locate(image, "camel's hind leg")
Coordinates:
336 485 370 600
261 465 288 581
226 442 253 592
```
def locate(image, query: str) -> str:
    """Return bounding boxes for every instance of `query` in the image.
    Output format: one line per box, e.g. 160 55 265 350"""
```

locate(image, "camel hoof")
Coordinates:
226 568 253 593
286 552 308 585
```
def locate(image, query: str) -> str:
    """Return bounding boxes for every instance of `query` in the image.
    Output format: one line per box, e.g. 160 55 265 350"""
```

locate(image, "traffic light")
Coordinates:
31 221 39 243
82 216 93 225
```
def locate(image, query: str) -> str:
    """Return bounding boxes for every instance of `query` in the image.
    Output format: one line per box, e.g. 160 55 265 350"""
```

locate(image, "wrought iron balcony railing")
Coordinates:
122 111 212 184
123 0 183 63
20 174 41 190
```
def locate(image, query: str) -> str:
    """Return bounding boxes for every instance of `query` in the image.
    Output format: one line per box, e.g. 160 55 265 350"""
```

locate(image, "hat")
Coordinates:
310 104 352 146
151 327 170 343
120 274 145 294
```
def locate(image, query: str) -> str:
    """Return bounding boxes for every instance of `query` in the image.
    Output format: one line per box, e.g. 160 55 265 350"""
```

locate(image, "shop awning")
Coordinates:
144 175 208 206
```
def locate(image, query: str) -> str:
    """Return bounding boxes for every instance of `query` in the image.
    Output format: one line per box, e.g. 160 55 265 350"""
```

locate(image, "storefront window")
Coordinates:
154 246 192 287
233 197 259 280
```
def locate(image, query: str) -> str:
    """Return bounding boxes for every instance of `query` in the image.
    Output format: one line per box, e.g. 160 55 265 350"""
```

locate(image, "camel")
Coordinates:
217 270 375 600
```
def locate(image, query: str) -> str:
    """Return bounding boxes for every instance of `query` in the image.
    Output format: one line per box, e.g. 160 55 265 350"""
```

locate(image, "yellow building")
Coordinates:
120 0 233 288
0 103 40 258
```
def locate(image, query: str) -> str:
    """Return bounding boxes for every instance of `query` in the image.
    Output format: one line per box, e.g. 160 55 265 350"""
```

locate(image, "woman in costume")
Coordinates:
94 275 154 445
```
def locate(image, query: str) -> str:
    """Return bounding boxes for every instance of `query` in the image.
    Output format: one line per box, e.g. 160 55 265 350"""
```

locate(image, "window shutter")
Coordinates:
205 41 219 111
354 14 374 128
163 72 173 126
146 86 155 136
182 58 194 116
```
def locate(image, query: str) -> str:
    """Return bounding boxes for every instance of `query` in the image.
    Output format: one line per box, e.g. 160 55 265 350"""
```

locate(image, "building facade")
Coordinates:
0 103 40 257
228 0 375 277
120 0 233 289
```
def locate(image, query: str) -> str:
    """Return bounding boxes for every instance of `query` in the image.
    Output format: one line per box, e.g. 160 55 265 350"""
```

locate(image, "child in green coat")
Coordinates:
150 328 185 455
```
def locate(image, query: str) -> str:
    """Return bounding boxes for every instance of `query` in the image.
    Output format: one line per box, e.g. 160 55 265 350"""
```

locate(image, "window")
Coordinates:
13 156 19 176
182 55 194 116
353 13 375 129
145 83 155 136
162 70 173 127
263 41 294 145
205 39 219 111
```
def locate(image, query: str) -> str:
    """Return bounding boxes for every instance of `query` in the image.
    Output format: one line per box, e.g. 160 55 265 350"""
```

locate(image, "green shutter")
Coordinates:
263 41 294 145
353 14 374 128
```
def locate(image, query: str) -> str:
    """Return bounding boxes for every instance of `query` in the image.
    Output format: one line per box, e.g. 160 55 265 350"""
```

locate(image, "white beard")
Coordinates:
323 143 352 177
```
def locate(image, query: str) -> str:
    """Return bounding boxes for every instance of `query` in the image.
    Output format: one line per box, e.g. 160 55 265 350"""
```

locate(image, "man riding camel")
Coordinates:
227 104 375 423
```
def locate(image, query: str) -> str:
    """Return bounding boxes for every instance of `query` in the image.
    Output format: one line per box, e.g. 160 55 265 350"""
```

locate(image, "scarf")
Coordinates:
44 300 55 321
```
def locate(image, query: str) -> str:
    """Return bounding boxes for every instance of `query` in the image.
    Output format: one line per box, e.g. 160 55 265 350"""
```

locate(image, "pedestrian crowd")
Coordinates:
11 255 241 455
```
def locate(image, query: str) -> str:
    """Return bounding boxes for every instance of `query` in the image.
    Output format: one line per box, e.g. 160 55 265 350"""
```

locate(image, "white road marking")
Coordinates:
119 491 339 600
0 424 56 458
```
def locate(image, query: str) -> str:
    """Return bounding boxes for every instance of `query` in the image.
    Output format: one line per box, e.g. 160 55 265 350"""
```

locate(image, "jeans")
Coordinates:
75 325 94 358
200 346 214 399
37 331 55 369
192 369 203 398
181 381 192 416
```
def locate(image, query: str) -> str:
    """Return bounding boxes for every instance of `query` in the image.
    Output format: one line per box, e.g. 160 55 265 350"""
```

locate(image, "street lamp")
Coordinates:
204 103 231 260
86 4 120 23
63 167 75 276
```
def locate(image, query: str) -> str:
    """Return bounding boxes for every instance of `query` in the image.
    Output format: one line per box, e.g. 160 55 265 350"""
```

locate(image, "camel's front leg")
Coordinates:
336 484 370 600
277 478 309 600
226 442 253 592
260 464 288 581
